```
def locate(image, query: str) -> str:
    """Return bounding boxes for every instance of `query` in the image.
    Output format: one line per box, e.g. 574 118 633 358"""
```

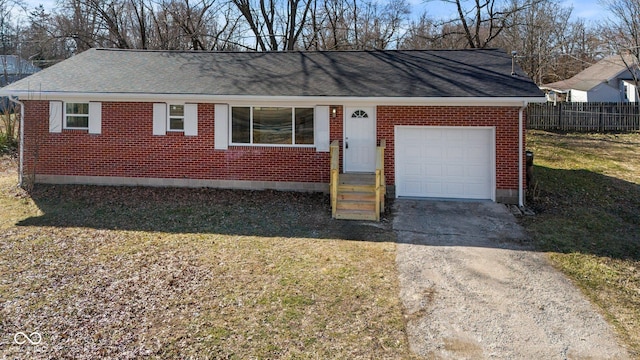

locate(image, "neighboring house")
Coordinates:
541 55 640 103
0 55 41 112
0 55 41 86
0 48 544 208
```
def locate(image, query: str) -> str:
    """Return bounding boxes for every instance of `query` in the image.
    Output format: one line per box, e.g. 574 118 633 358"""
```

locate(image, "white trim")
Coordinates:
48 100 63 133
152 103 167 135
314 106 330 152
5 91 546 106
183 103 198 136
88 102 102 134
394 125 496 201
228 144 316 149
518 102 527 207
214 104 229 150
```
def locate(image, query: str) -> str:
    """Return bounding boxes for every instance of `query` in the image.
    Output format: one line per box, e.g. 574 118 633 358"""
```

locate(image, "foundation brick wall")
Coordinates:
23 101 525 193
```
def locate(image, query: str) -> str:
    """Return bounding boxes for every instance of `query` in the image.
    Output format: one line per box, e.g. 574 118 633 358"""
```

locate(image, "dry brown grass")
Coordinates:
523 130 640 357
0 159 416 359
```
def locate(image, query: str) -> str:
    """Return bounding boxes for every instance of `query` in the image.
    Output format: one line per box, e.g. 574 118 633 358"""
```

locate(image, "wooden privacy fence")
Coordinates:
527 102 640 132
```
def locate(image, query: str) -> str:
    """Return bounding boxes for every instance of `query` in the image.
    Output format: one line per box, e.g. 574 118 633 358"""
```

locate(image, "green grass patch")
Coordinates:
524 130 640 356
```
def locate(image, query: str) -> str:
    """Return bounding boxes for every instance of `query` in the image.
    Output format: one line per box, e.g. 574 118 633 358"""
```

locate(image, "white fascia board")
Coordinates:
1 90 547 106
538 86 569 93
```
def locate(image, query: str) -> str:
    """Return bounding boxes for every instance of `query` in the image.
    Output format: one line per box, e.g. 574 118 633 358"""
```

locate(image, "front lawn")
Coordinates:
0 160 414 359
524 130 640 356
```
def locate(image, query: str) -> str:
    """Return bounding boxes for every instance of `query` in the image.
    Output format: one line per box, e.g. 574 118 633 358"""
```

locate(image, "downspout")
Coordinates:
8 95 24 187
518 101 528 208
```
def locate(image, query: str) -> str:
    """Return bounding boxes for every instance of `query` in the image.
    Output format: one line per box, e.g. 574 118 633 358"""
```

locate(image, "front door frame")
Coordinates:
343 106 377 173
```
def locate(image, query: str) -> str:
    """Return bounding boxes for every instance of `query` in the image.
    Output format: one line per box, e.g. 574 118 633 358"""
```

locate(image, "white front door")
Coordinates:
344 107 376 172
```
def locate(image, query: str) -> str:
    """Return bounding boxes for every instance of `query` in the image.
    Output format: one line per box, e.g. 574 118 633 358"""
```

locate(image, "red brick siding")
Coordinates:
329 106 344 169
23 101 332 183
377 105 525 191
22 101 524 190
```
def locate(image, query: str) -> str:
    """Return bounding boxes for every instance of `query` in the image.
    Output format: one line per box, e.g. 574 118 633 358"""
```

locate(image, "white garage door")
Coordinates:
395 127 494 200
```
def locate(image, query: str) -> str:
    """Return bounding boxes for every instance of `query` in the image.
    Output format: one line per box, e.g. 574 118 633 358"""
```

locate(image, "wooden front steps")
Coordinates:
334 174 378 221
329 139 386 221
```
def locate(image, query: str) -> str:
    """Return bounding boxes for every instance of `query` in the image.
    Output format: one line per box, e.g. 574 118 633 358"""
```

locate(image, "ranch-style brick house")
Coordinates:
0 48 545 219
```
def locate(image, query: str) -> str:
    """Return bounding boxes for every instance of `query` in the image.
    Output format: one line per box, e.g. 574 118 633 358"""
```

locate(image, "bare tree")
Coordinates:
432 0 546 48
497 0 600 83
159 0 238 50
602 0 640 102
305 0 409 50
232 0 313 50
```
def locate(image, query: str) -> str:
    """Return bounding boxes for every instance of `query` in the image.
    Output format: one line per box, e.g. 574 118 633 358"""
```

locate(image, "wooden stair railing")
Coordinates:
329 140 340 218
374 139 386 221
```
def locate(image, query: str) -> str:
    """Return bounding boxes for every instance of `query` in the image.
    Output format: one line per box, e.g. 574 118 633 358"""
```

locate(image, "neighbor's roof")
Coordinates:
541 55 637 92
1 48 543 99
0 55 41 87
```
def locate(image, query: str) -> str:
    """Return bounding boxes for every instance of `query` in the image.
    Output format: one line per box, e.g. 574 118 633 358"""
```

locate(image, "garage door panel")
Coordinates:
403 166 422 176
466 183 488 197
467 151 486 162
396 127 493 200
444 165 465 177
403 180 424 195
424 163 442 176
445 182 465 194
467 164 487 177
445 148 464 161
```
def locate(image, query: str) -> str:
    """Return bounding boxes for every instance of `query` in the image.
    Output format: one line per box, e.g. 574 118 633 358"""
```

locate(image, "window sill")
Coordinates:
62 128 89 133
229 143 315 148
228 144 316 151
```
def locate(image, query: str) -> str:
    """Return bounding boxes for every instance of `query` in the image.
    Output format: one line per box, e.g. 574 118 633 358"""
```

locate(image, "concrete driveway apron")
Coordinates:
394 199 630 359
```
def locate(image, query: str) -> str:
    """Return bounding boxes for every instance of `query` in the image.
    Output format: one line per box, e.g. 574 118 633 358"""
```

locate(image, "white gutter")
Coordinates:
0 91 548 107
518 101 528 208
8 95 24 187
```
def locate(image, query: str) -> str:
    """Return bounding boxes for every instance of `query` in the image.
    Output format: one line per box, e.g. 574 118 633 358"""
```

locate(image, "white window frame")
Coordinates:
167 103 185 132
229 105 315 147
63 101 90 130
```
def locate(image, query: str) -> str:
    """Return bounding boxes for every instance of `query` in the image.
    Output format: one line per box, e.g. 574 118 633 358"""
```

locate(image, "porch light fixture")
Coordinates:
331 107 337 118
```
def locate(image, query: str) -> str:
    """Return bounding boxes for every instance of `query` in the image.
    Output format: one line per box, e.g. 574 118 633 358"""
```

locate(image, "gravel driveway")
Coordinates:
394 200 630 359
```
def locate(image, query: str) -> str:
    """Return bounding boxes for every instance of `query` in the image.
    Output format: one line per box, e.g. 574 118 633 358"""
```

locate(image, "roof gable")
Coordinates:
542 55 638 92
2 48 543 99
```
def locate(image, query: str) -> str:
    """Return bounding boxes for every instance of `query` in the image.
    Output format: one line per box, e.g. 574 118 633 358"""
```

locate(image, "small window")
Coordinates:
65 102 89 129
169 104 184 131
231 106 314 146
624 87 629 100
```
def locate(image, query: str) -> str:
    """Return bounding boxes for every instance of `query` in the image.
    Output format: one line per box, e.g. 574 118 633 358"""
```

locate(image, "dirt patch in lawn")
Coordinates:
0 158 414 359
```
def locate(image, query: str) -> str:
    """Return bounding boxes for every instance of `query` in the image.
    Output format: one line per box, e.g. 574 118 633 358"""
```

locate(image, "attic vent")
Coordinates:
351 110 369 118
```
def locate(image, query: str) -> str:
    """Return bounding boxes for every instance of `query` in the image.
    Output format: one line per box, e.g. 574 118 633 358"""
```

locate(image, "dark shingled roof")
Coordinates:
1 48 543 98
